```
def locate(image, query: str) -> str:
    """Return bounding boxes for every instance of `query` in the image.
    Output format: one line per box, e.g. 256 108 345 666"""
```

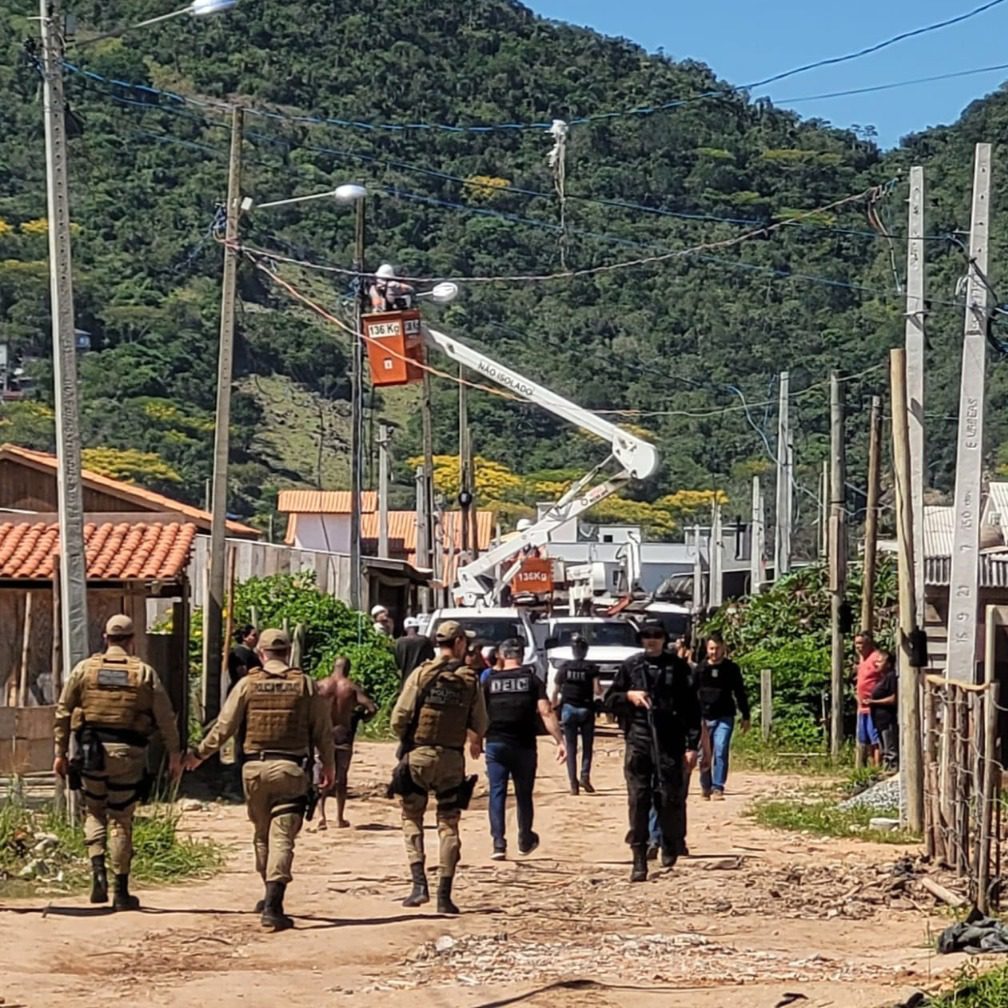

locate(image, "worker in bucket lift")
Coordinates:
368 263 415 312
515 517 541 559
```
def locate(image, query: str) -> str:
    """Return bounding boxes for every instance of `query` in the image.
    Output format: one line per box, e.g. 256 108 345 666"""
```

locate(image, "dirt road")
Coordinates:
0 734 963 1007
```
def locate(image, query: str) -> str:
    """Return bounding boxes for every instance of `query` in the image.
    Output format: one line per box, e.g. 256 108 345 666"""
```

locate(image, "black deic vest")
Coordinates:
485 665 539 746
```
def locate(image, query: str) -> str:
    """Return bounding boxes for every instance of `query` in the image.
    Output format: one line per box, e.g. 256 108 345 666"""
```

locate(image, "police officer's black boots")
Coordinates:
579 775 595 795
402 861 430 907
89 855 108 904
261 881 293 932
436 875 460 915
629 845 649 883
112 874 140 911
660 847 678 869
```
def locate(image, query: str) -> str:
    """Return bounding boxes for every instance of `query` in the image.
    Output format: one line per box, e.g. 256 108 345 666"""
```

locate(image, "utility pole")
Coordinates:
891 348 924 832
458 365 471 556
904 166 927 619
775 371 793 579
416 464 431 611
41 0 89 676
691 524 704 624
377 423 390 559
204 104 243 722
709 503 723 609
750 475 765 594
348 198 366 612
861 396 882 636
946 143 992 683
818 460 829 560
420 370 435 587
829 371 847 758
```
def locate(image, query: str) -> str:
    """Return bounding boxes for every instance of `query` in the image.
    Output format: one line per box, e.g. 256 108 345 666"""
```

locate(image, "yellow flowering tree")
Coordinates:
82 447 182 492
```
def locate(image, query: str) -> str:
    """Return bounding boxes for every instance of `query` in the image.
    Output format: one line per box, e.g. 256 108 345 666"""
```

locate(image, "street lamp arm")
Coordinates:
73 0 235 49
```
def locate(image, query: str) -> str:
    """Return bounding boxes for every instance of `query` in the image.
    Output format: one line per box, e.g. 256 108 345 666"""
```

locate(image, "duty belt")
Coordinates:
248 751 308 765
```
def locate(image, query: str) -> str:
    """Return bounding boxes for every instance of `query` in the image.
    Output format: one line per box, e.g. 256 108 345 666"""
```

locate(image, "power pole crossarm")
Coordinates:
204 104 243 723
42 0 89 674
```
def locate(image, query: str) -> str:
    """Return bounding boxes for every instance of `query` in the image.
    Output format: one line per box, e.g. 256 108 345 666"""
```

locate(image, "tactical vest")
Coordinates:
80 653 153 736
558 659 599 706
243 667 312 754
485 666 538 740
412 657 473 750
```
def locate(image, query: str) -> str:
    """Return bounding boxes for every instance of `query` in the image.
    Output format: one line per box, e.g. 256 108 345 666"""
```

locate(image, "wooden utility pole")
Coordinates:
204 104 243 723
420 371 435 608
946 143 992 683
829 371 847 758
775 371 793 578
891 348 924 833
750 475 765 594
904 166 927 619
377 423 390 558
861 396 882 635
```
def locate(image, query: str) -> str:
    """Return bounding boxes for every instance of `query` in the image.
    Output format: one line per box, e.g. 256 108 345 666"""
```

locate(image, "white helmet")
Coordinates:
371 604 388 617
516 518 533 532
376 263 396 280
403 616 420 629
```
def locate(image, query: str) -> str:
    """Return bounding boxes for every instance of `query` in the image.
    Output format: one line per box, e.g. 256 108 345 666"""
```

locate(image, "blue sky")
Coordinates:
528 0 1008 148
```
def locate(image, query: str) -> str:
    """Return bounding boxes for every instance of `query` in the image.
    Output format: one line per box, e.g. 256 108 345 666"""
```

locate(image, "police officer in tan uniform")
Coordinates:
53 614 181 910
184 628 334 931
391 619 488 915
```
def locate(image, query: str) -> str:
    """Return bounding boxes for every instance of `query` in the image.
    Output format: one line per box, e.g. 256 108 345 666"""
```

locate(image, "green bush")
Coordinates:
705 558 898 742
232 572 400 712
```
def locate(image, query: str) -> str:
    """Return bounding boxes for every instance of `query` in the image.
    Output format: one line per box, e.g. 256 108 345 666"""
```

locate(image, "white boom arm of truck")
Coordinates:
422 324 660 608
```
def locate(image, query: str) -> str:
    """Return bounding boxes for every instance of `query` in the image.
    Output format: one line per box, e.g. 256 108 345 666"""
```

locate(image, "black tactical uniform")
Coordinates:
605 622 701 882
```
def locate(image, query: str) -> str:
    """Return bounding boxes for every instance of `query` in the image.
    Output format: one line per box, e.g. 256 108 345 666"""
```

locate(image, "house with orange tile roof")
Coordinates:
276 489 495 609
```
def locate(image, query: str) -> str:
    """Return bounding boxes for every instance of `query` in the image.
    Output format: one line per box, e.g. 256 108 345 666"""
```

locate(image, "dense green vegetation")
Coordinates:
1 0 1007 541
706 556 898 745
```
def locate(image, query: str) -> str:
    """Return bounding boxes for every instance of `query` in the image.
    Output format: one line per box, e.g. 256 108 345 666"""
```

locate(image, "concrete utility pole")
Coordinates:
829 371 847 758
819 460 829 560
377 423 390 559
348 198 366 612
709 503 723 609
458 365 472 556
691 524 704 619
775 371 793 579
420 371 435 591
946 143 992 683
904 166 927 619
750 475 765 594
861 396 882 636
204 104 243 721
891 348 924 832
416 464 431 611
41 0 89 676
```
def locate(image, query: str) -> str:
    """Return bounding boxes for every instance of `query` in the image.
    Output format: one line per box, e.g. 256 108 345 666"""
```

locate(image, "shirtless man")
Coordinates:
316 657 377 829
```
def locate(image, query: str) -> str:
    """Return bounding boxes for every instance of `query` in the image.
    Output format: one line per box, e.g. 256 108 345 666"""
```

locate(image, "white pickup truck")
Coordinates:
543 616 642 698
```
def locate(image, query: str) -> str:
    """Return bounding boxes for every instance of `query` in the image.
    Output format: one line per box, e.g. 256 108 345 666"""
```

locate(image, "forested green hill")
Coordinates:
1 0 1006 543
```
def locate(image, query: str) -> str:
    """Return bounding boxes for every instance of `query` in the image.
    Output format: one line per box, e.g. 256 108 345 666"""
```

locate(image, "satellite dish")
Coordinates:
431 282 459 304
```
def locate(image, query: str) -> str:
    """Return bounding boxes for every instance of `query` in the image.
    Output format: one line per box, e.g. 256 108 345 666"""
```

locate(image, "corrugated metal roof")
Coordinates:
984 482 1008 530
277 490 379 514
923 505 954 560
0 519 196 581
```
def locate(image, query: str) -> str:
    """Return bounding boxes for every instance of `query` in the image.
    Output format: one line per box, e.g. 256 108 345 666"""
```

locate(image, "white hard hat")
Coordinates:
376 263 396 280
403 616 420 629
371 604 388 617
516 518 533 532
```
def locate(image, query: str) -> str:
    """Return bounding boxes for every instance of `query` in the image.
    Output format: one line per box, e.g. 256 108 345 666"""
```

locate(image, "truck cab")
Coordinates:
426 606 546 678
544 615 642 697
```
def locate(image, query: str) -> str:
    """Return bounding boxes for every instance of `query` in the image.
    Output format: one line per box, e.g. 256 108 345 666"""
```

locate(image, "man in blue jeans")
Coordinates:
483 639 566 860
695 633 750 800
551 634 602 795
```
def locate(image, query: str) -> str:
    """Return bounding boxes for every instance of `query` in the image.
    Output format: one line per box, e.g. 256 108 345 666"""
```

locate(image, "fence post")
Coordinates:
760 668 772 742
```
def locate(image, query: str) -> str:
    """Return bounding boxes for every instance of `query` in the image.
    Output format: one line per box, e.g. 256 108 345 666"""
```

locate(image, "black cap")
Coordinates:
637 618 668 640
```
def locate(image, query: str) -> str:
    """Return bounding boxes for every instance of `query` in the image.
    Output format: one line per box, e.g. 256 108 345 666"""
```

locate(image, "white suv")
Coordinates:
544 616 642 698
427 607 546 678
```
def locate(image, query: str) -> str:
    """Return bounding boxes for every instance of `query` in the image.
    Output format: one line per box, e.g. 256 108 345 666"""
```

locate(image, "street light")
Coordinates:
39 0 235 685
238 183 368 611
75 0 236 46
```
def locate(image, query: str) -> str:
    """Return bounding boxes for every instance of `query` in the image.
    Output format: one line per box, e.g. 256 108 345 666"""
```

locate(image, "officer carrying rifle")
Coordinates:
185 627 335 932
605 617 701 883
53 614 182 911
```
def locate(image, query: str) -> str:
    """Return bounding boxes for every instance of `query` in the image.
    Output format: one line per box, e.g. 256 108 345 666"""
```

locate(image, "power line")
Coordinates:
61 0 1008 133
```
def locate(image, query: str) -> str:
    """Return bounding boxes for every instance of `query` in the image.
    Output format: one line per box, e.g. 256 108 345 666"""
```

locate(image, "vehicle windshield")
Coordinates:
553 622 637 647
438 619 524 644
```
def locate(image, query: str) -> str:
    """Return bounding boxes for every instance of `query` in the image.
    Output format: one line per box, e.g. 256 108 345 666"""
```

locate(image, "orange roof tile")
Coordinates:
0 444 260 539
0 520 197 581
277 490 379 514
